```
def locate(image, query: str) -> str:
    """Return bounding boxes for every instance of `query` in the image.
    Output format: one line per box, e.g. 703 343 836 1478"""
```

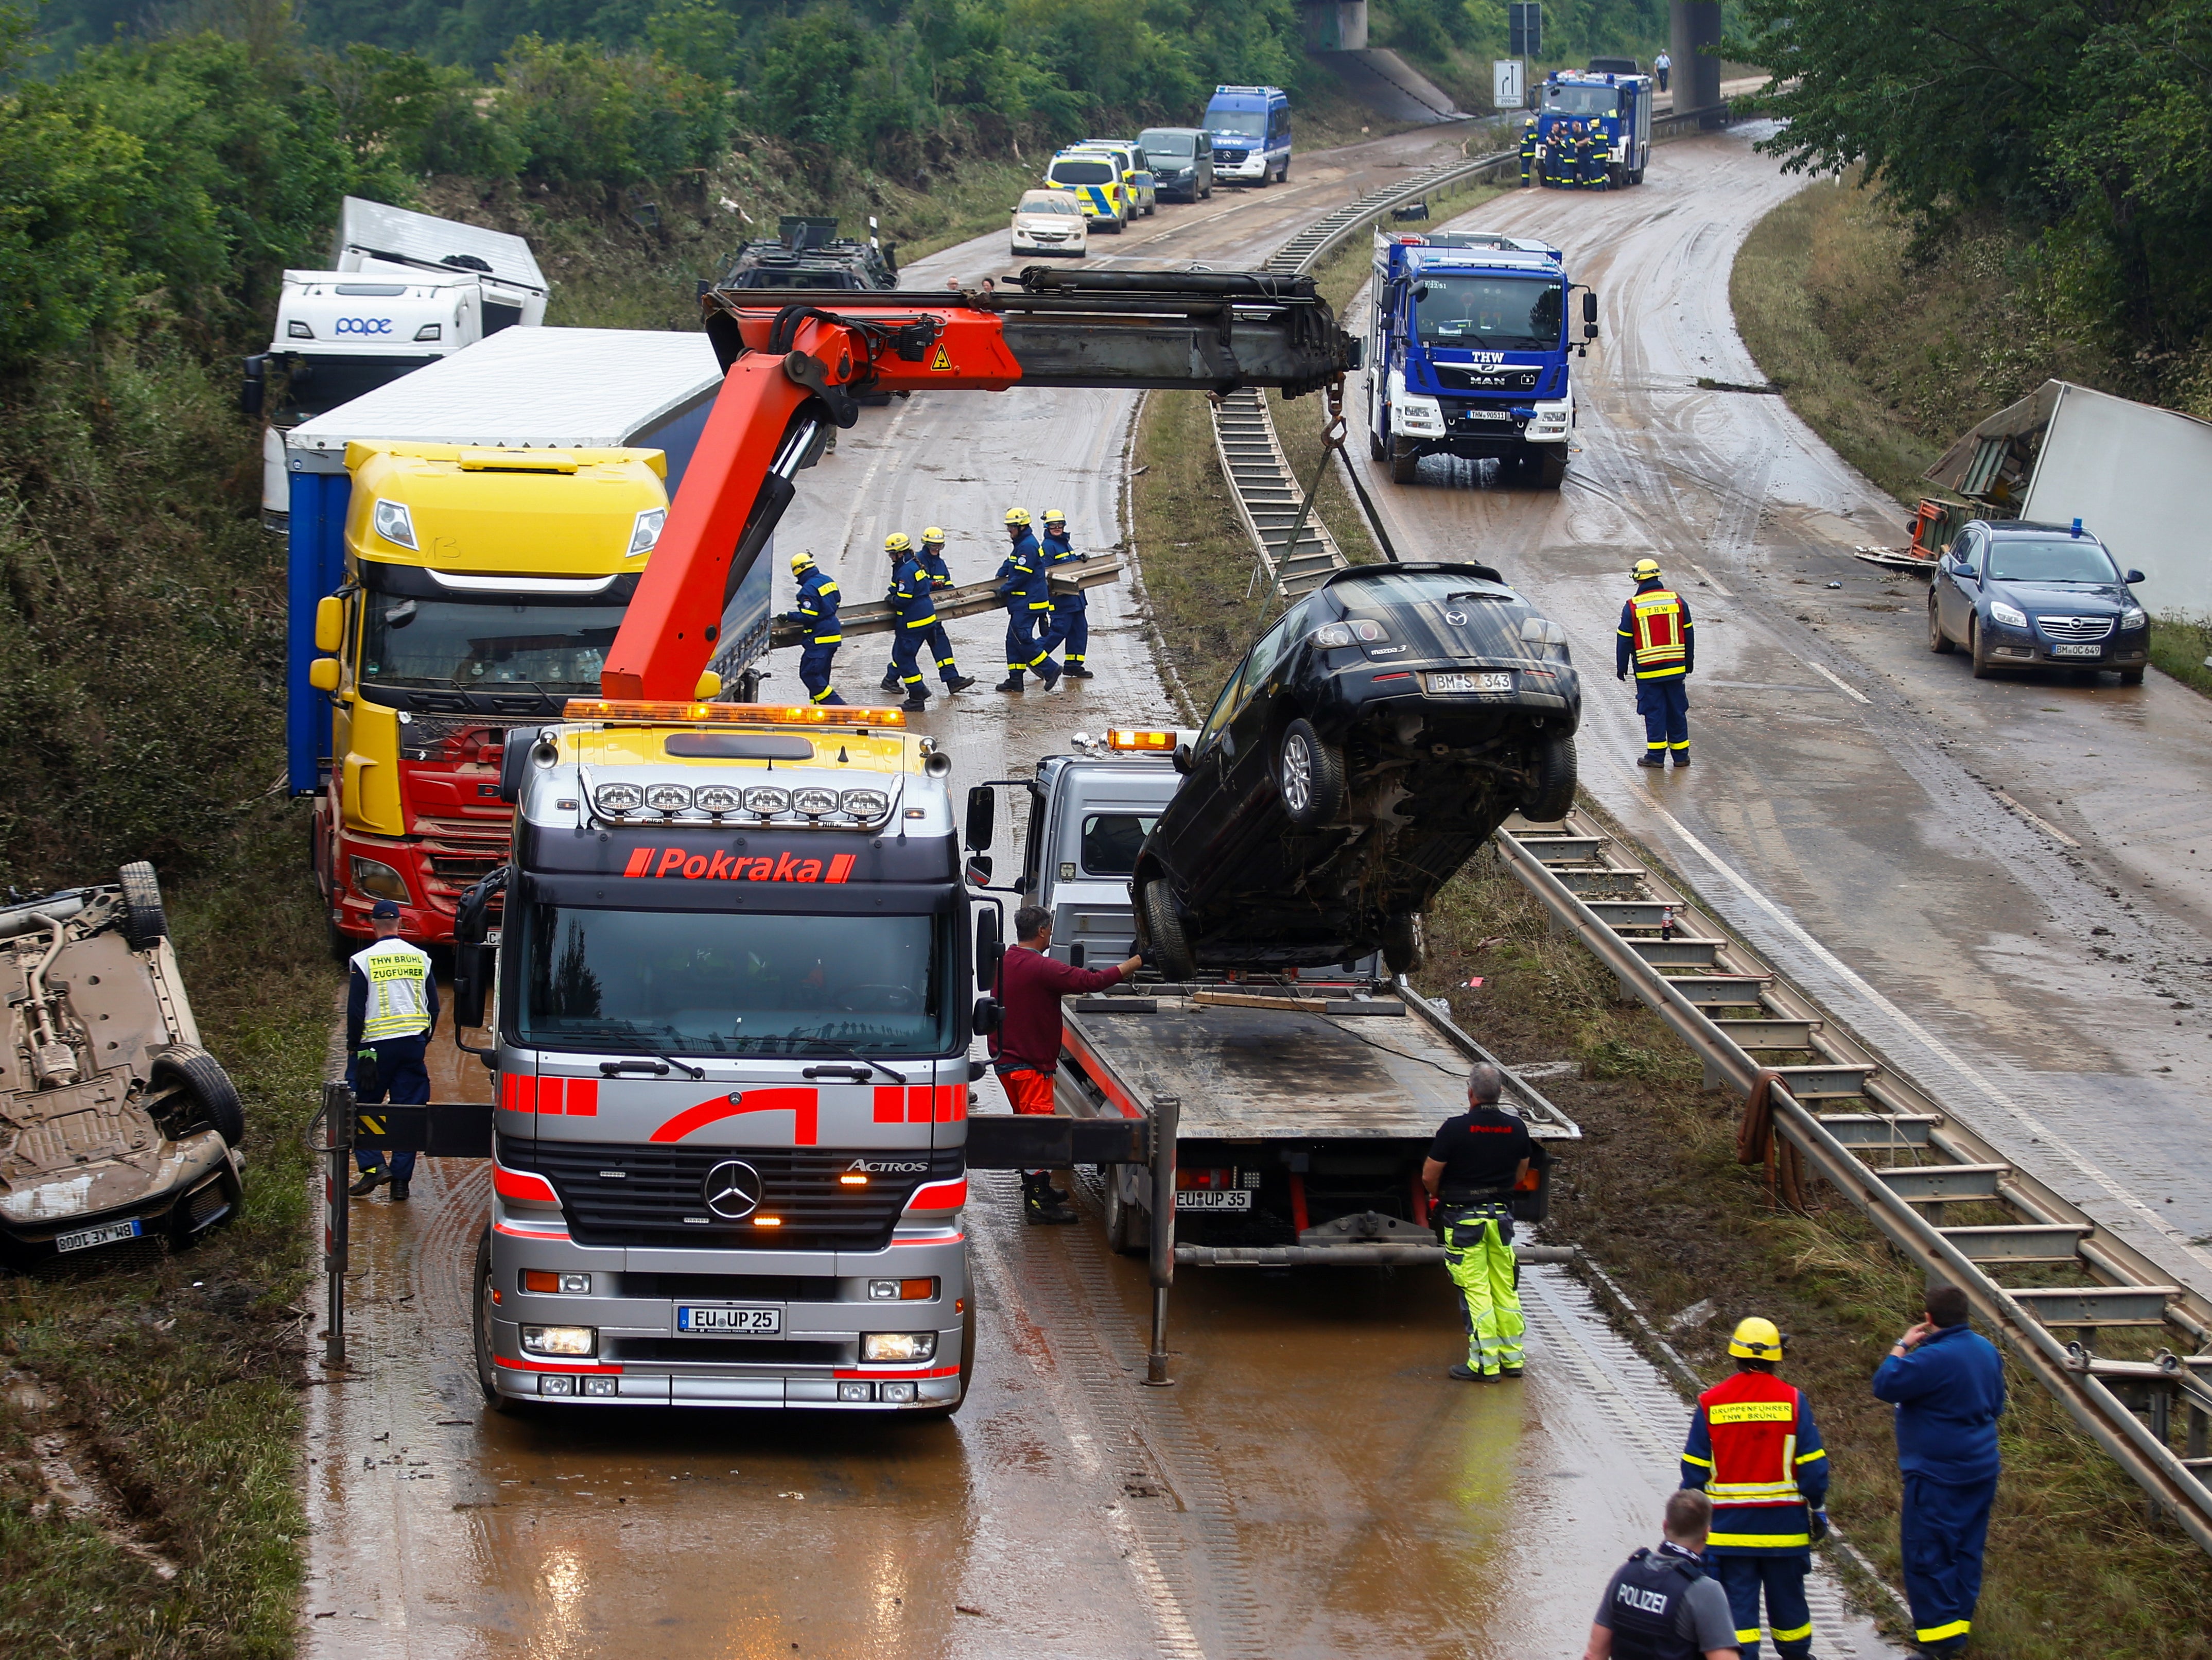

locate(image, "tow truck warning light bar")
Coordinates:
1107 729 1177 751
561 699 910 730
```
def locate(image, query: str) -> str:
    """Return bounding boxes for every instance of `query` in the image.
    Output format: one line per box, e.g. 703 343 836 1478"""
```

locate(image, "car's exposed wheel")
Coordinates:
1277 719 1345 828
1382 913 1426 976
1141 879 1196 982
1520 733 1577 823
1105 1170 1149 1255
118 860 167 950
475 1229 534 1416
2120 666 2145 685
1534 446 1569 490
151 1045 246 1149
1388 438 1421 485
1969 616 1997 679
1927 591 1954 653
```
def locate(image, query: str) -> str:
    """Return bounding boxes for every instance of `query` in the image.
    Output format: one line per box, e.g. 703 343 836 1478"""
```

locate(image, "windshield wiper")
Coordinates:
556 1021 708 1078
794 1040 908 1086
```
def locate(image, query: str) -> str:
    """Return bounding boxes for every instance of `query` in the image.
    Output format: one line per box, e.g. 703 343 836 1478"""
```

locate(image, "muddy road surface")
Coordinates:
305 125 1897 1659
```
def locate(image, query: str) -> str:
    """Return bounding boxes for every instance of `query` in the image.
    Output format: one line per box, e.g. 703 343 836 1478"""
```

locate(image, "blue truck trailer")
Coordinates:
1364 230 1599 489
1537 68 1653 188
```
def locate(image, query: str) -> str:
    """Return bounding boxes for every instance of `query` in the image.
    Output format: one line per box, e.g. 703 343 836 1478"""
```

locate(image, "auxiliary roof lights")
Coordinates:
563 699 908 730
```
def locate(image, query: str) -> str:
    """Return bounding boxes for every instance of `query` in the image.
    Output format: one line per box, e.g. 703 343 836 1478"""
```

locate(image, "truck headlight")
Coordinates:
595 782 645 813
627 508 665 557
840 788 891 819
745 786 790 814
862 1332 937 1362
1990 601 2029 629
414 323 443 341
792 787 839 817
371 498 417 550
349 858 410 903
644 783 692 812
519 1325 597 1356
1396 392 1445 437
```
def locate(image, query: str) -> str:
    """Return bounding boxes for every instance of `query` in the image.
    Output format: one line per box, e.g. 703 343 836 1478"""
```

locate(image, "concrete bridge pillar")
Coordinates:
1300 0 1368 53
1669 0 1723 116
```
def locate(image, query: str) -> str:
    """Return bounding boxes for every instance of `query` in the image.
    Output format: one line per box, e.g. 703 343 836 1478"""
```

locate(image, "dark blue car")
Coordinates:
1927 519 2150 683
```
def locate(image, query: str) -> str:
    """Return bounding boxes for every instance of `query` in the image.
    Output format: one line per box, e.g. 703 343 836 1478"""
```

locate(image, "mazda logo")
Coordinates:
1445 609 1468 625
702 1160 763 1220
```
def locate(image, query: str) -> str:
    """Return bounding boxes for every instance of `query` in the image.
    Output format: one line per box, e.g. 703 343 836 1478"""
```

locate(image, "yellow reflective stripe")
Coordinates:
813 634 842 643
1916 1620 1971 1642
1772 1622 1814 1642
1735 1631 1762 1644
1796 1449 1827 1463
1635 665 1690 678
1680 1452 1713 1468
1706 1479 1800 1500
1707 1530 1811 1548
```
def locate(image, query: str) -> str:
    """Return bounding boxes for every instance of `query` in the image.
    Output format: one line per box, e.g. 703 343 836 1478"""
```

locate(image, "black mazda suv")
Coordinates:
1130 563 1580 978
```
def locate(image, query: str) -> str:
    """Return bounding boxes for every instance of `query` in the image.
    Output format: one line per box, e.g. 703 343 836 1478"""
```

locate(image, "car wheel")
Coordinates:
1202 185 1213 199
475 1228 535 1416
1519 733 1577 822
1382 913 1426 976
1105 1170 1149 1255
1141 879 1197 982
1388 438 1421 485
118 860 168 950
1535 447 1569 490
151 1045 247 1149
1969 615 1997 679
1277 719 1345 828
2119 667 2145 686
1927 590 1954 653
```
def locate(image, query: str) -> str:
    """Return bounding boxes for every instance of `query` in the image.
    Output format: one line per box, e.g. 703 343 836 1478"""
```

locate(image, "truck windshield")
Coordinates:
360 596 624 694
1985 539 2122 583
1544 85 1621 115
518 904 948 1056
1050 160 1114 185
1206 105 1264 140
275 355 431 424
1413 275 1563 350
1082 815 1158 875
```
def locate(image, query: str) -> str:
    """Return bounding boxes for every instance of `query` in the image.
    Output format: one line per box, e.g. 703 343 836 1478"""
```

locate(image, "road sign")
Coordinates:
1493 59 1526 110
1508 2 1542 59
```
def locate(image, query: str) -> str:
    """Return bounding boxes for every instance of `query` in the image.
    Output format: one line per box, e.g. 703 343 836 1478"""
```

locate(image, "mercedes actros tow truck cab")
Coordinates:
248 199 548 533
457 698 976 1412
1366 230 1598 489
1537 68 1652 188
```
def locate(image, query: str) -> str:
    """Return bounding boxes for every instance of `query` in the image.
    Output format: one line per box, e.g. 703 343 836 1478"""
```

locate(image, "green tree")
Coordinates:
496 33 725 184
751 6 868 151
0 85 161 365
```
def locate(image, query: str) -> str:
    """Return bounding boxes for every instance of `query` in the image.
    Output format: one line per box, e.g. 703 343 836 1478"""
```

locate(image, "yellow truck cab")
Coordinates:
1043 148 1133 233
309 442 669 947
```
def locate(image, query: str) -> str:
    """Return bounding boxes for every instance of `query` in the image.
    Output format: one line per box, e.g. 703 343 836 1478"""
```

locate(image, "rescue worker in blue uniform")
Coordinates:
995 508 1061 692
883 532 940 712
345 900 438 1201
1520 116 1539 188
1872 1283 2005 1657
1680 1317 1829 1660
1544 120 1570 189
783 549 845 706
1584 1490 1744 1660
1619 557 1694 766
1036 509 1094 679
879 527 974 695
1583 120 1611 190
1422 1064 1532 1380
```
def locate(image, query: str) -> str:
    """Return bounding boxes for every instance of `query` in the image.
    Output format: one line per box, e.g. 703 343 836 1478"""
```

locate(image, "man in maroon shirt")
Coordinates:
993 905 1142 1223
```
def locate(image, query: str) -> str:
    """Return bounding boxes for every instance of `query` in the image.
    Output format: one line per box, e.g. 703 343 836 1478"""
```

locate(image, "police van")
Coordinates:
1043 148 1134 233
1203 85 1291 186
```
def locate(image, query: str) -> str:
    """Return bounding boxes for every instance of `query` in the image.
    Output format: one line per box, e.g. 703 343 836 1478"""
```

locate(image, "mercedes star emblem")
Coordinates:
702 1159 763 1220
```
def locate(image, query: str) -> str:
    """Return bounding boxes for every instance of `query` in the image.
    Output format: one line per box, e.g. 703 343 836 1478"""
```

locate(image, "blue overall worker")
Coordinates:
1583 120 1611 190
1037 509 1094 679
994 508 1061 691
1421 1064 1533 1380
783 550 845 706
1680 1318 1830 1660
345 900 438 1202
883 533 940 712
1520 116 1539 187
1619 558 1694 766
1544 122 1570 188
880 527 974 695
1872 1283 2005 1658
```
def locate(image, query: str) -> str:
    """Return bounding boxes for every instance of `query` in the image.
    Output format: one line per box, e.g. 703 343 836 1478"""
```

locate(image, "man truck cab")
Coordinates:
1205 85 1291 186
1538 69 1652 187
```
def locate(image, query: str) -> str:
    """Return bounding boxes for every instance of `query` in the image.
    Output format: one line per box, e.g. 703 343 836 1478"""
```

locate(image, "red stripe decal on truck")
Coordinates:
622 846 657 877
650 1086 820 1145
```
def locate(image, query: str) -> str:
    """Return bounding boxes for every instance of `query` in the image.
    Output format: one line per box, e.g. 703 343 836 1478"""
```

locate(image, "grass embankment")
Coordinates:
1732 175 2212 701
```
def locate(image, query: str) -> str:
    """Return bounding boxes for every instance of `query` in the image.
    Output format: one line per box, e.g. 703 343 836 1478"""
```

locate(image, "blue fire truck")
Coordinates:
1537 68 1653 188
1364 230 1598 490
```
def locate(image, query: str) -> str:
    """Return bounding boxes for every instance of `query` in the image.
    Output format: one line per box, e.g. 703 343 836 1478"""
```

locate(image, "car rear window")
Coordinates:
1081 815 1157 875
1050 160 1114 185
1987 538 2121 583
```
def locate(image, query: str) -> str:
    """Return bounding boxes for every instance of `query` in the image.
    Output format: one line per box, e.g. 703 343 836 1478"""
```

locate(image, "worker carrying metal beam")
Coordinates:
878 527 973 696
783 549 846 706
995 509 1061 691
1421 1063 1533 1380
1619 557 1694 766
1872 1282 2006 1658
1036 509 1093 680
1582 1488 1743 1660
1679 1317 1830 1660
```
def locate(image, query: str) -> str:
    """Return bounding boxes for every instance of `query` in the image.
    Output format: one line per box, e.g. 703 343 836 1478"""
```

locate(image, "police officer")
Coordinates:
880 528 974 695
883 532 940 712
1036 509 1094 679
1680 1318 1830 1660
783 550 845 706
1654 50 1672 95
1618 558 1694 766
994 508 1061 692
345 900 438 1201
1421 1063 1533 1380
1520 115 1539 188
1871 1283 2005 1657
1584 1489 1743 1660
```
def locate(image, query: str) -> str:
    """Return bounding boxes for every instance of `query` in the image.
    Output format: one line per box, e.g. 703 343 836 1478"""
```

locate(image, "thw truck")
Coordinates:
1537 68 1653 187
1365 231 1599 489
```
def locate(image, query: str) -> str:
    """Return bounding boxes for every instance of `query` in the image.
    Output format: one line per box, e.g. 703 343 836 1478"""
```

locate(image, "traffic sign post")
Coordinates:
1508 2 1542 60
1493 59 1526 110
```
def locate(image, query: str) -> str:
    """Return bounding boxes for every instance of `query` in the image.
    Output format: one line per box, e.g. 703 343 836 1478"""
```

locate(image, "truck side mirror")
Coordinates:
1582 290 1599 340
452 942 492 1031
314 595 344 654
308 657 340 693
975 907 1003 993
965 785 995 851
240 354 266 416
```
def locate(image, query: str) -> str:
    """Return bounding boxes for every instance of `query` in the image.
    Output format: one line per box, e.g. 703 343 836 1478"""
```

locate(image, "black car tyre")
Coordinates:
1141 880 1197 982
119 860 167 950
1382 913 1426 976
1968 616 1997 679
1520 733 1577 823
1927 590 1954 653
2120 667 2145 686
1388 438 1421 485
1535 446 1569 490
152 1045 246 1149
475 1227 536 1416
1105 1171 1149 1254
1277 719 1345 828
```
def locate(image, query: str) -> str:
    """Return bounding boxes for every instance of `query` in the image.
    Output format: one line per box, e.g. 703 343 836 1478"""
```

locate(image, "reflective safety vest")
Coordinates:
888 556 938 629
1627 587 1690 677
1682 1370 1827 1553
350 938 434 1042
1603 1547 1706 1660
792 567 843 645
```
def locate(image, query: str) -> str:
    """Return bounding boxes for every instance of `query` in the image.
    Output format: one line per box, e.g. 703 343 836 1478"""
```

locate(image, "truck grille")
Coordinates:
1437 367 1542 393
502 1137 962 1251
412 812 512 900
1217 148 1248 164
607 1338 850 1367
2035 614 2114 642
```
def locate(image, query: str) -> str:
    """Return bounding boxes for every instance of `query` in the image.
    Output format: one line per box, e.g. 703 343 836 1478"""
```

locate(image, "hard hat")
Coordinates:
1631 558 1663 581
1043 508 1067 525
1728 1317 1788 1361
884 532 913 554
921 526 946 544
1004 507 1032 526
789 550 814 572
